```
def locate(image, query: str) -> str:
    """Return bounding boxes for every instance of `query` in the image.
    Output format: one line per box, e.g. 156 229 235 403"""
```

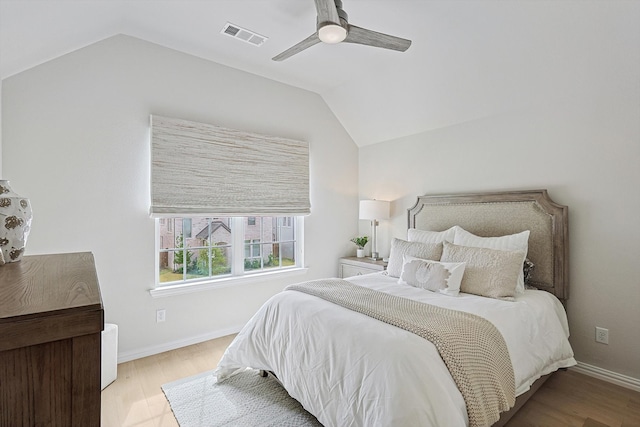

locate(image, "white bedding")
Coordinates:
215 272 576 427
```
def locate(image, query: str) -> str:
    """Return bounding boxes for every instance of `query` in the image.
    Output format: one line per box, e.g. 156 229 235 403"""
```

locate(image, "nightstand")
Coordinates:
339 257 387 278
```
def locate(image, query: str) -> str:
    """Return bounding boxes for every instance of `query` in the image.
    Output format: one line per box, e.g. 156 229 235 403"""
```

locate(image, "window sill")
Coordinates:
149 267 309 298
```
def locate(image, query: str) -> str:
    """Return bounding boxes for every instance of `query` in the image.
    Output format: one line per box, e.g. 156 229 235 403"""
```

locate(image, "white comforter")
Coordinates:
215 273 576 427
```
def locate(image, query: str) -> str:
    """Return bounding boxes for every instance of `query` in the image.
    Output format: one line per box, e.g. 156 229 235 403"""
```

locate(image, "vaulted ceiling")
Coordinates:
0 1 634 146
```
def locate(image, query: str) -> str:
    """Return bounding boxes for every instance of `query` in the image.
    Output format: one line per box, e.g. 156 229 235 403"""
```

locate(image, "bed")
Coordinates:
215 189 576 426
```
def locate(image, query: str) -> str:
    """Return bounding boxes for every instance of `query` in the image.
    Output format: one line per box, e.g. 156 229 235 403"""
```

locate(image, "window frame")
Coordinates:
152 216 305 297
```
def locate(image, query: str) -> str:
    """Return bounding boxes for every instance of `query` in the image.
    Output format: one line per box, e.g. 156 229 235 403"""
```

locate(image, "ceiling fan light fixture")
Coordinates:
318 23 347 44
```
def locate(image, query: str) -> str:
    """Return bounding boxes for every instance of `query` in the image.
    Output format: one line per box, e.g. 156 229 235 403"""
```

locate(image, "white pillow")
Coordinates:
398 255 466 296
441 241 523 301
453 226 530 294
407 226 456 244
386 238 443 278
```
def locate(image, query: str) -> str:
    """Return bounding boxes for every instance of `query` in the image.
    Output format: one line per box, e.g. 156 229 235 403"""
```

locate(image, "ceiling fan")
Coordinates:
272 0 412 61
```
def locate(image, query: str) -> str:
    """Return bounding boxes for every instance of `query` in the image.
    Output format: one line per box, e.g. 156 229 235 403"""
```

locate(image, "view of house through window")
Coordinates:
158 216 298 284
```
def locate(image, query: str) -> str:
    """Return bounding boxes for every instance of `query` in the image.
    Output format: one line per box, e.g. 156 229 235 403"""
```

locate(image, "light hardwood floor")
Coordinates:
101 335 640 427
101 335 235 427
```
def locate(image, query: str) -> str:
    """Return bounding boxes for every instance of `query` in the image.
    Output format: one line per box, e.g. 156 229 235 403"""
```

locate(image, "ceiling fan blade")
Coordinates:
314 0 341 26
272 33 321 61
344 25 411 52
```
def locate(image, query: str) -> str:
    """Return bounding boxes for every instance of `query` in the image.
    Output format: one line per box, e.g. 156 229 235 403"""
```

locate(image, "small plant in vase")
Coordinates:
350 236 369 258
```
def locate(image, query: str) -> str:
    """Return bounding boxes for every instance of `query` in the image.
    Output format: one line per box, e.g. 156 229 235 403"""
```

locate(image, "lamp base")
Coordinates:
370 252 382 261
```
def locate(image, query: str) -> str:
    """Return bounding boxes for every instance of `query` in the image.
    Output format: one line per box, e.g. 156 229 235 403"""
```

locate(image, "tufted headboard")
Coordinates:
407 190 569 302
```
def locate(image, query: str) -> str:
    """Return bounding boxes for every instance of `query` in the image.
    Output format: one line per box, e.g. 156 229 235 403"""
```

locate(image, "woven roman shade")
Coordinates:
150 115 310 217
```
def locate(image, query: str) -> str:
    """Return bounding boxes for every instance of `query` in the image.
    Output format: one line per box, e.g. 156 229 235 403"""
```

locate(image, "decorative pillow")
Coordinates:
441 241 524 301
453 227 530 294
407 226 456 244
398 255 466 296
386 238 443 278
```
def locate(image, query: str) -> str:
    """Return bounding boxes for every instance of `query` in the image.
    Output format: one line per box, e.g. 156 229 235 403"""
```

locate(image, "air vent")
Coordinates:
221 23 267 47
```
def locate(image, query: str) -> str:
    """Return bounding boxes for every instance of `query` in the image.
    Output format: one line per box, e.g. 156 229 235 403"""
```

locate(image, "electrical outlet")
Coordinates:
595 327 608 344
156 309 166 323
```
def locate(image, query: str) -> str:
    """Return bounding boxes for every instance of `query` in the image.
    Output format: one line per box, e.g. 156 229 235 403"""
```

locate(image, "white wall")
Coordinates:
358 21 640 380
2 35 359 358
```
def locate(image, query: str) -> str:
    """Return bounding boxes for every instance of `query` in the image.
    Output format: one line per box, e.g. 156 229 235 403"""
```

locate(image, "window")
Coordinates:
157 216 302 285
150 116 309 292
244 239 261 259
183 218 192 238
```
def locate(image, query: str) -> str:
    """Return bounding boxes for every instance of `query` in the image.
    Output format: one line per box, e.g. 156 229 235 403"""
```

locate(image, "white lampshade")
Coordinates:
318 24 347 44
359 200 390 221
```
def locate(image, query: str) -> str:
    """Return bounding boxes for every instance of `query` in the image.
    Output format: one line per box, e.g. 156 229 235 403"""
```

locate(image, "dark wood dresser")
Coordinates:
0 252 104 426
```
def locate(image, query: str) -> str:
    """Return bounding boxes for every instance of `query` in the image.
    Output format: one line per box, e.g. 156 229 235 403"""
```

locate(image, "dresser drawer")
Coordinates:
338 257 387 278
340 264 380 278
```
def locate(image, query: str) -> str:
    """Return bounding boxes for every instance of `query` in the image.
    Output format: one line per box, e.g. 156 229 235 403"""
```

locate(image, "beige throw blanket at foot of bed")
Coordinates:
286 279 516 427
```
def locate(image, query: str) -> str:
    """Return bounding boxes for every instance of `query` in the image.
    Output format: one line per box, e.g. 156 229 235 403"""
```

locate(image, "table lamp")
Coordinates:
359 199 390 260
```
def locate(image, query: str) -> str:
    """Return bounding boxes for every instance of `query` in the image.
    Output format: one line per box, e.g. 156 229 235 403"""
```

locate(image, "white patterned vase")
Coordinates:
0 180 32 264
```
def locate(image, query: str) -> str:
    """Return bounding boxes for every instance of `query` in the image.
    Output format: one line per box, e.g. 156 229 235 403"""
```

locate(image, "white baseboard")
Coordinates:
572 361 640 392
117 324 243 364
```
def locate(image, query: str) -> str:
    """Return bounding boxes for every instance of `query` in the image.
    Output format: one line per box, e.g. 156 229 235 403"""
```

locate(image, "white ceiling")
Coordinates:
0 0 634 146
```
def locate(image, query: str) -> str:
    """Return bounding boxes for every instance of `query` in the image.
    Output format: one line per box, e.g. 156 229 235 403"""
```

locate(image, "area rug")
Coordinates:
162 369 322 426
